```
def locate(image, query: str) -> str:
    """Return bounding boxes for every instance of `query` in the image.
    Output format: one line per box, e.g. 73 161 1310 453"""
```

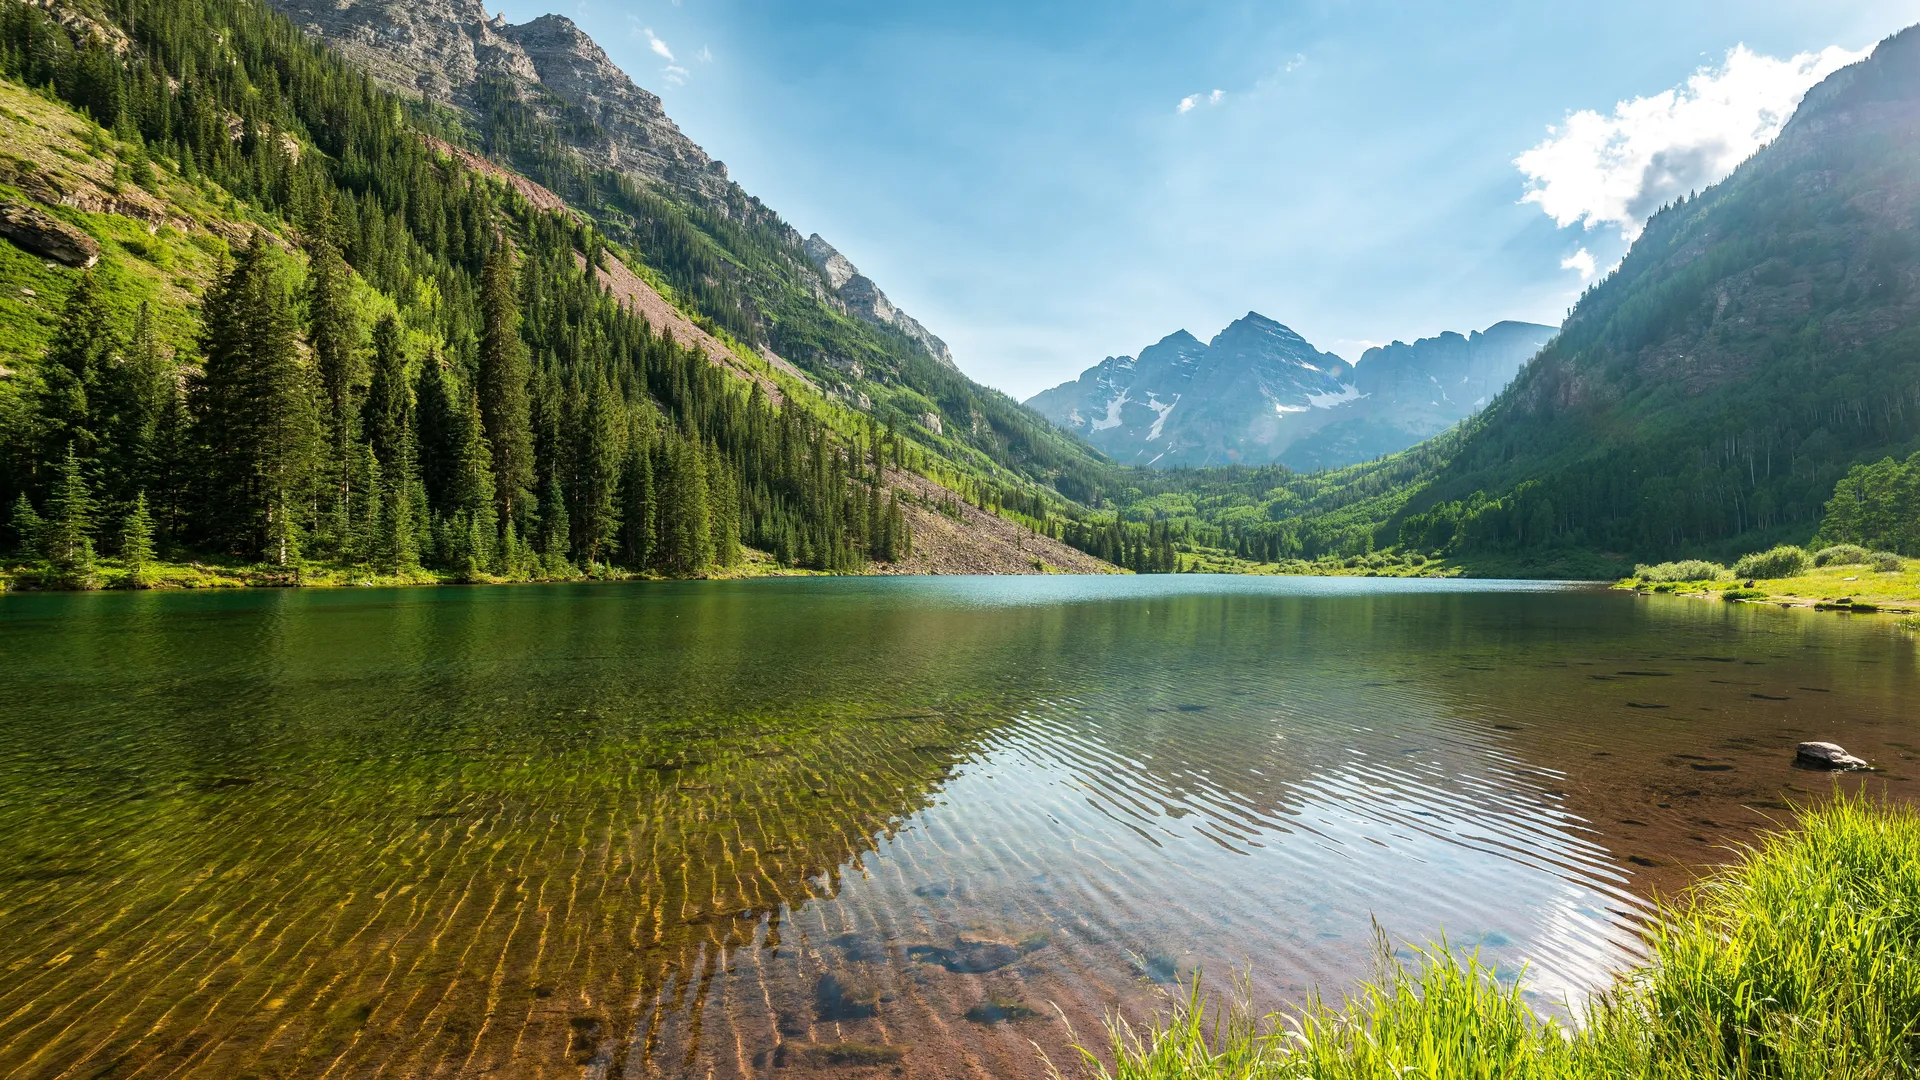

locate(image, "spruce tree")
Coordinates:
121 491 155 588
619 437 655 570
8 494 43 560
193 236 323 563
44 445 97 588
363 313 410 475
478 244 533 529
306 229 363 536
575 377 623 566
37 269 117 471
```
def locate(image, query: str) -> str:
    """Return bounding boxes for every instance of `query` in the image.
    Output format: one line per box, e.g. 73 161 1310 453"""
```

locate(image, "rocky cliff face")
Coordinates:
267 0 737 206
1280 321 1555 470
266 0 957 368
802 234 954 368
1027 315 1552 470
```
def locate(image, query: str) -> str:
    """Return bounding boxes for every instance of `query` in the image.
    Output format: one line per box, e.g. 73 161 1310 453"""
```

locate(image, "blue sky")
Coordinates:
495 0 1918 399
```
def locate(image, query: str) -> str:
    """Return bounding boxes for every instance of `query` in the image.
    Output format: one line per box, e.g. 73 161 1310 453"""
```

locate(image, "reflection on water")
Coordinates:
0 577 1911 1078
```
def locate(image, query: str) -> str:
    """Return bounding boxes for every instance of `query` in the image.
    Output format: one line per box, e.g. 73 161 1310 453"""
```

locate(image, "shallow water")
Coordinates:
0 576 1911 1079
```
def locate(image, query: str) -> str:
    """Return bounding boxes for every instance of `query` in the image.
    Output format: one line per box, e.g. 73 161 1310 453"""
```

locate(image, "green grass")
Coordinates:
1069 796 1920 1079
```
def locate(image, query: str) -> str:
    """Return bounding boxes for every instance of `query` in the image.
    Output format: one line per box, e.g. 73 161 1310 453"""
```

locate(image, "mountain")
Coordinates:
265 0 961 374
260 0 1113 499
1387 25 1920 563
1281 321 1555 470
1027 315 1551 470
803 234 954 368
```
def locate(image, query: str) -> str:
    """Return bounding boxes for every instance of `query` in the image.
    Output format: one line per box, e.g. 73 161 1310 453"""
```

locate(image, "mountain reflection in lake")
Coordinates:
0 577 1909 1078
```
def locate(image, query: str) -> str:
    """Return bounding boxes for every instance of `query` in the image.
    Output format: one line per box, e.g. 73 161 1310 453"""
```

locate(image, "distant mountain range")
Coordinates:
1027 316 1553 470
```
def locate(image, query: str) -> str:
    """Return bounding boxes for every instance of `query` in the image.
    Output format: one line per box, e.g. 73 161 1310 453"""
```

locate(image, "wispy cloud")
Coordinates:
1284 53 1305 73
1516 44 1863 241
644 27 674 61
1177 88 1224 114
1560 247 1598 281
697 45 712 63
663 64 689 86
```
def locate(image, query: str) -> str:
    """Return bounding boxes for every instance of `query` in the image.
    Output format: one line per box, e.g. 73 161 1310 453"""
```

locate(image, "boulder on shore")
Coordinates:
1796 741 1871 771
0 200 99 268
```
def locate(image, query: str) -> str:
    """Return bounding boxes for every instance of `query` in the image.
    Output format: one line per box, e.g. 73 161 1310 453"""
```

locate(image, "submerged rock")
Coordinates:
1796 741 1871 771
0 201 98 267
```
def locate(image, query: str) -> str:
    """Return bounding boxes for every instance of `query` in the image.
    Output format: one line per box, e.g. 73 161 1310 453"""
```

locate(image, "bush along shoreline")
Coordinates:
1069 796 1920 1080
1622 543 1920 616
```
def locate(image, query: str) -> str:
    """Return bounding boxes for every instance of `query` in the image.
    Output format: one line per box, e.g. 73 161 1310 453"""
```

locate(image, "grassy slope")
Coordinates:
1080 797 1920 1080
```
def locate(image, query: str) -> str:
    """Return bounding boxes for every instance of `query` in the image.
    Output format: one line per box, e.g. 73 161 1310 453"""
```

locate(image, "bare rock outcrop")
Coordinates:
803 233 955 369
0 201 98 267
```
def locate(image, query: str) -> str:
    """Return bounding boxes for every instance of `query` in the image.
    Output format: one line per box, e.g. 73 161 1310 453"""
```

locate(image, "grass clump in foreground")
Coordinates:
1069 796 1920 1079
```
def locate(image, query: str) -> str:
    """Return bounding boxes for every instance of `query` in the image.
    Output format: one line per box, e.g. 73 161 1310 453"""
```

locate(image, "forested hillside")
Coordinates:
0 0 1103 585
1388 27 1920 566
1107 26 1920 577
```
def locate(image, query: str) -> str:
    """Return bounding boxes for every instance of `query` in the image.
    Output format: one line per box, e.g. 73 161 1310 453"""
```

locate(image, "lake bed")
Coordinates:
0 576 1909 1078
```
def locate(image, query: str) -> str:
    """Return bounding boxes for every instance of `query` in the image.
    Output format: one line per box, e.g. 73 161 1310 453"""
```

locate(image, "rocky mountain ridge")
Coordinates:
803 234 954 368
1027 314 1551 470
264 0 956 370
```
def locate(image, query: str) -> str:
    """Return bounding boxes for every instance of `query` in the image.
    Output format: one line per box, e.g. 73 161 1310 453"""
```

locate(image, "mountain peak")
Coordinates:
1029 316 1553 469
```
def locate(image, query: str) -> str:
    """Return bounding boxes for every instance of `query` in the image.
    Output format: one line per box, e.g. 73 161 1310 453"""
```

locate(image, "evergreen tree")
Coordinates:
305 227 363 540
539 474 570 569
37 269 117 473
619 437 655 570
192 236 323 563
121 491 155 588
105 301 179 510
363 313 411 475
478 244 533 529
575 376 623 566
655 436 709 574
8 494 43 559
44 445 97 588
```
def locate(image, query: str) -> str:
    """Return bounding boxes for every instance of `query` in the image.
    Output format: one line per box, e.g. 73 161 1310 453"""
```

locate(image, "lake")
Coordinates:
0 576 1911 1079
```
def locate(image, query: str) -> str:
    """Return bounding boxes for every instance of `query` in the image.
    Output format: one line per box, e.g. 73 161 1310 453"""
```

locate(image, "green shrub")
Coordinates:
1634 559 1726 583
1722 587 1769 601
1813 543 1872 567
1732 545 1810 580
1868 550 1904 573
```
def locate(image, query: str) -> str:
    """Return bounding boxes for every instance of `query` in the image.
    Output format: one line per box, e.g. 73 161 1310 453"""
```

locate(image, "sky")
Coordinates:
493 0 1920 400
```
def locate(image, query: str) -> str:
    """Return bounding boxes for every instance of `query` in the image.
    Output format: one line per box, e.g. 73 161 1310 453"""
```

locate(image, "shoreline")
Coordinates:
1614 563 1920 618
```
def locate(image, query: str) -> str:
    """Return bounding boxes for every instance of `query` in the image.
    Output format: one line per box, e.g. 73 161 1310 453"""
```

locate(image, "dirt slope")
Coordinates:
875 469 1118 575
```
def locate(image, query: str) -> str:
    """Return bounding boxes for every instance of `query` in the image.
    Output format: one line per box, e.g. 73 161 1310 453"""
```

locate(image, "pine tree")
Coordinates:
37 269 118 471
121 491 155 588
539 474 570 569
106 301 179 510
44 445 97 588
619 437 655 570
363 312 411 475
575 376 623 567
8 494 43 559
478 243 533 529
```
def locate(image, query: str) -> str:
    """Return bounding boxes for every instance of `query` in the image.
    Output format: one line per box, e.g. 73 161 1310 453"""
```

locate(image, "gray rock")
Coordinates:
1796 741 1871 770
0 201 99 268
803 234 954 369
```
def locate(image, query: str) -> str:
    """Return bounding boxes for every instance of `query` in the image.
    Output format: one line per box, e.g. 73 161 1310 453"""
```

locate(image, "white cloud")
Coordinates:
1560 247 1598 281
1516 44 1864 241
663 64 689 86
697 45 712 63
1284 53 1305 73
644 27 674 61
1177 88 1225 114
